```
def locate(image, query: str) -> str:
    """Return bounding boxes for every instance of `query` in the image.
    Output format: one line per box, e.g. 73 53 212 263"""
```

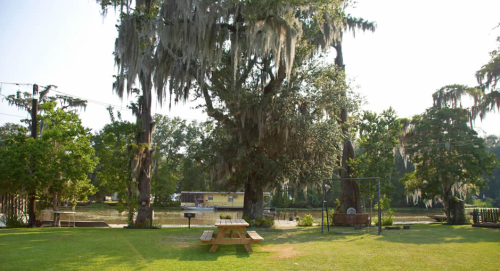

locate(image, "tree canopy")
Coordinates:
0 102 97 222
350 108 403 201
402 106 498 221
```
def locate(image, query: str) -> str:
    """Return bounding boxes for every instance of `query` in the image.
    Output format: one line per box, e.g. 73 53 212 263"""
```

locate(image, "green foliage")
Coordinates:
322 209 335 226
243 216 274 227
0 102 97 210
373 195 395 226
350 108 402 199
261 217 275 227
5 213 27 228
93 108 138 220
134 219 151 228
219 214 232 219
0 123 27 147
483 144 500 204
297 214 314 226
472 198 494 208
403 106 498 221
372 216 394 226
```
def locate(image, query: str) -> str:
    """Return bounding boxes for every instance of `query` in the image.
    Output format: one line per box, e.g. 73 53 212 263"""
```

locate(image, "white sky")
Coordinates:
1 0 500 136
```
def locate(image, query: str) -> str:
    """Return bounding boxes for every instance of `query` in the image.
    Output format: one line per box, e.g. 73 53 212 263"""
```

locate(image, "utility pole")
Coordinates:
28 84 38 226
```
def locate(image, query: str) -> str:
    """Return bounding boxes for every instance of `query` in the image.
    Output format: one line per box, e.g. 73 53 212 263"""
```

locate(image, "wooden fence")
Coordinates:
471 208 500 224
0 193 28 218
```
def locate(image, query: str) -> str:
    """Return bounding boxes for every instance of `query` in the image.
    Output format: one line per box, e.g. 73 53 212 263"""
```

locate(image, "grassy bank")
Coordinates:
1 225 499 270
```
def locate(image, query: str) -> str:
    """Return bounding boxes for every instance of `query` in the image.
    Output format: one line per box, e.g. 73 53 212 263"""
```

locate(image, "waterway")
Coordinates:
41 207 446 225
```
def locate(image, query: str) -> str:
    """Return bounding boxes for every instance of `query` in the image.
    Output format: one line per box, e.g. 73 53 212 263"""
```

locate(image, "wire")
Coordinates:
1 87 206 123
51 89 130 111
0 82 33 86
0 112 27 118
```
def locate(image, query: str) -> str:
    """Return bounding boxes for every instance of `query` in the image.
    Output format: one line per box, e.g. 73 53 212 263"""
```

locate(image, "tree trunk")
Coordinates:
242 178 264 220
28 192 36 225
443 183 451 222
335 42 361 214
340 140 361 212
52 190 60 227
135 90 154 225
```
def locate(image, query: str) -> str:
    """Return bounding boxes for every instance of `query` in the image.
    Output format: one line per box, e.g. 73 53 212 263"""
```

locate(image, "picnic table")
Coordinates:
200 219 263 252
50 211 76 227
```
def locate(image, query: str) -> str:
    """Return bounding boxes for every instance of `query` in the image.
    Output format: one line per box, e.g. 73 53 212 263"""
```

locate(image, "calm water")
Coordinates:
41 207 447 225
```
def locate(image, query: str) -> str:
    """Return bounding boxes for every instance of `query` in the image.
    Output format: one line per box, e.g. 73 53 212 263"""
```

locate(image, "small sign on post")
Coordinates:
184 213 195 230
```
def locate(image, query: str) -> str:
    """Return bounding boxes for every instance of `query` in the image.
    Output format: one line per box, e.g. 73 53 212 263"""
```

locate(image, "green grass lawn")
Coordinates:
1 225 498 270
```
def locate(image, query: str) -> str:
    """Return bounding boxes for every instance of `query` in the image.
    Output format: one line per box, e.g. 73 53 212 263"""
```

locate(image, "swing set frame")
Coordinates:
322 177 382 235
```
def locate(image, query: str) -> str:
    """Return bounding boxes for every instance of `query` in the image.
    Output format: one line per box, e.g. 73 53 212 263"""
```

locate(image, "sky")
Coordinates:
1 0 500 137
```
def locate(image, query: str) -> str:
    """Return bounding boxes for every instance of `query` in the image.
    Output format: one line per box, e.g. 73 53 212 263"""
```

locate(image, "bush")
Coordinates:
219 214 232 219
244 216 274 228
297 214 314 226
473 198 494 208
372 216 394 226
322 209 335 225
6 214 26 228
261 217 275 227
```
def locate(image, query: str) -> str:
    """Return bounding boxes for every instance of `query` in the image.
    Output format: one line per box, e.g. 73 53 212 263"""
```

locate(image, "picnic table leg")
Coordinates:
236 230 253 252
243 244 253 252
209 244 219 252
208 229 225 252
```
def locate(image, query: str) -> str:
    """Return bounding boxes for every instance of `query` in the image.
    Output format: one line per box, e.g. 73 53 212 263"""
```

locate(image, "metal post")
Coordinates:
321 180 325 234
378 177 381 235
326 182 329 232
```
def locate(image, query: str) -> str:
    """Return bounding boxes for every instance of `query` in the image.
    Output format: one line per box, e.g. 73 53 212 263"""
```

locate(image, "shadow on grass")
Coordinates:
1 225 499 269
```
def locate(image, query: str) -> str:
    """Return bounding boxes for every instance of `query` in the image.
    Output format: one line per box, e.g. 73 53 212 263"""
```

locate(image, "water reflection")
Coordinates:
42 207 446 225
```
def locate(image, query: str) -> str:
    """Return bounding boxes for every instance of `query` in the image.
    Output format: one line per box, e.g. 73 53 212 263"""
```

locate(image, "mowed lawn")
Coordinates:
1 225 499 270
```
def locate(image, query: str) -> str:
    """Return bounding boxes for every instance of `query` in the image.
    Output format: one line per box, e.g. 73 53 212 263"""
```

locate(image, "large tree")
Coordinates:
0 102 97 226
4 85 87 224
402 106 497 222
333 15 376 213
98 0 368 219
199 58 350 219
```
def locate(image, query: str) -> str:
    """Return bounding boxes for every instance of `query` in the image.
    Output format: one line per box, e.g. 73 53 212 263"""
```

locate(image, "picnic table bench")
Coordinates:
200 219 264 252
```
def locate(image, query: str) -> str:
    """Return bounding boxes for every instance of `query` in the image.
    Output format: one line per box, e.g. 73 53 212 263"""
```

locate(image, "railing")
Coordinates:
183 201 272 209
470 208 500 224
183 201 242 208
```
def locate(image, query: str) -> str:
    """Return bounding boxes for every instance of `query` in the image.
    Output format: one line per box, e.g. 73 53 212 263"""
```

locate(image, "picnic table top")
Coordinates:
215 219 249 227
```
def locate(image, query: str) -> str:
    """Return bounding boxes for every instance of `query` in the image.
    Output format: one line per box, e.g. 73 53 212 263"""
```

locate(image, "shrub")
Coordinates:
6 214 26 228
322 209 335 225
372 216 394 226
297 214 314 226
473 198 494 208
261 217 275 227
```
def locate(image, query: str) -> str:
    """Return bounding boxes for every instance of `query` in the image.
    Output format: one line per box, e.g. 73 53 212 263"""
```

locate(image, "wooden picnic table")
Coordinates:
200 219 263 252
51 211 76 227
